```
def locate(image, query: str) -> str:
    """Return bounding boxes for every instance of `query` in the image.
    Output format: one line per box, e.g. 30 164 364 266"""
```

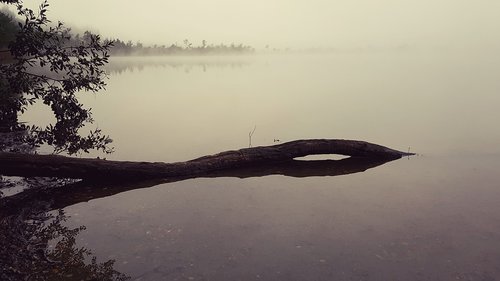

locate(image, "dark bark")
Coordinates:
0 139 413 180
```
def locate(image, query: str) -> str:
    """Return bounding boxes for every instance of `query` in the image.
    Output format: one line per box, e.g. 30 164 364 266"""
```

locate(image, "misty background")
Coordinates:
6 0 500 52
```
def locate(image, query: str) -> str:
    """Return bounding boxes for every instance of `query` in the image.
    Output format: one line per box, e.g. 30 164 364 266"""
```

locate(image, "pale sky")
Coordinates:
7 0 500 50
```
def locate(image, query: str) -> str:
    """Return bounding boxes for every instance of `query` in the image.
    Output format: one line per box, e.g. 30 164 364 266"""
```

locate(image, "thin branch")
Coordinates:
248 125 256 148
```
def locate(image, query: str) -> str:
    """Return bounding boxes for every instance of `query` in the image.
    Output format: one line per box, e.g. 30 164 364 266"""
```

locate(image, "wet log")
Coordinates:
0 139 413 180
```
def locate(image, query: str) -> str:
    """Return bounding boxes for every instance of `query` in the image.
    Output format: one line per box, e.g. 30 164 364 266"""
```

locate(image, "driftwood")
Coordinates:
0 139 413 180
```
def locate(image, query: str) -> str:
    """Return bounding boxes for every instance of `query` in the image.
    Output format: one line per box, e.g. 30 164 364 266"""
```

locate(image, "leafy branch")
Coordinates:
0 0 114 155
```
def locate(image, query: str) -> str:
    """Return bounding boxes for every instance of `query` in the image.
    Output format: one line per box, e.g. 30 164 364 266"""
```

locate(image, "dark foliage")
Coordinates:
0 2 125 278
0 0 113 154
0 9 18 48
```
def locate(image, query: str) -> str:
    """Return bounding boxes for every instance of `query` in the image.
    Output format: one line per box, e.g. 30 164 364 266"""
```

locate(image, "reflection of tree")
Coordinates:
0 180 129 281
105 58 251 75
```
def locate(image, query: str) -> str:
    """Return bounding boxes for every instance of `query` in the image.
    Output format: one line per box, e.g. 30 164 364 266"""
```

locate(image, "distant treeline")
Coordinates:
109 38 255 56
71 32 255 56
0 9 254 56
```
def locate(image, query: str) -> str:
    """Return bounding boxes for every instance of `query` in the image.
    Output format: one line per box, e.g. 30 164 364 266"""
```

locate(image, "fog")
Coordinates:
18 0 500 51
4 1 500 280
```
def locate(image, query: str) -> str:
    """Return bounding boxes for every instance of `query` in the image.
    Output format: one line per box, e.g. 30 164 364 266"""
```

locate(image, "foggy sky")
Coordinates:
10 0 500 50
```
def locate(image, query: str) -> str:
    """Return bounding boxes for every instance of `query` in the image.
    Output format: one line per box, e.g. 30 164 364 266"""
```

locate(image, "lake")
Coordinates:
12 51 500 280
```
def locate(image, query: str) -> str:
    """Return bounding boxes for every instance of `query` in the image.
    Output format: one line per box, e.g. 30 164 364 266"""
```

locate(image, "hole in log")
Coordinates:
294 154 350 161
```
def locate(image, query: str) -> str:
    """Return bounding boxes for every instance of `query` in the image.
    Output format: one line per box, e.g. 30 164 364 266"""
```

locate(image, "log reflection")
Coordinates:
1 156 395 215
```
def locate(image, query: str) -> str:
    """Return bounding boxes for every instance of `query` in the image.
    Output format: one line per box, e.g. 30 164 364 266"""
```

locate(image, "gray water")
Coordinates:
21 52 500 280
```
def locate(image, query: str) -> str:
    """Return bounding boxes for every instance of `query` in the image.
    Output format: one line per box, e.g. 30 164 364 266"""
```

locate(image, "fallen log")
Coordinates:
0 139 414 180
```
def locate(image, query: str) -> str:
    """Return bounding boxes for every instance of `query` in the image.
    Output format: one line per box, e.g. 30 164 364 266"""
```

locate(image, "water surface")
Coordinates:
17 52 500 280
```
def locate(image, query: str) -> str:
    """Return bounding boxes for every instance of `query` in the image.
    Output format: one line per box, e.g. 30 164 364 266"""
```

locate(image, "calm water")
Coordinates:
16 52 500 280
